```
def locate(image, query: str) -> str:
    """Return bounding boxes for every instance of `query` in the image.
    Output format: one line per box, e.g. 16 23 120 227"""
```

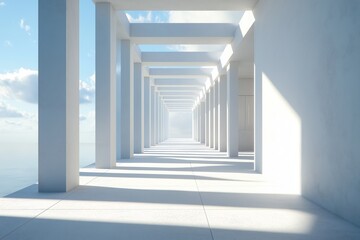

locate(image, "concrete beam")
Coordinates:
142 52 221 66
93 0 259 10
130 23 235 44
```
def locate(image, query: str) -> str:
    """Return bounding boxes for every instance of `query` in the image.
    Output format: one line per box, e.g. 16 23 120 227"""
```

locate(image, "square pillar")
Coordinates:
155 92 159 144
200 101 206 144
197 104 201 142
134 63 144 153
227 62 240 157
117 40 134 159
39 0 79 192
205 92 210 146
214 80 219 150
151 86 156 146
218 74 227 152
209 86 214 148
144 77 151 148
95 2 116 169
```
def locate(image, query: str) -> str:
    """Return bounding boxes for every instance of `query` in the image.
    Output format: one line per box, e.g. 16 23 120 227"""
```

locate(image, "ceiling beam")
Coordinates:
130 23 235 44
142 52 221 66
93 0 259 10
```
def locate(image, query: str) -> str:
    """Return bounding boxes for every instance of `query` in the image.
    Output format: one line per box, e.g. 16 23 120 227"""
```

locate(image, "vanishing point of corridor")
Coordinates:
1 139 359 240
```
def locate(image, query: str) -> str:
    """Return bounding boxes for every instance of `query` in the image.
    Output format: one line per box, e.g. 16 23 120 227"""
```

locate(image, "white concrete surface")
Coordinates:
209 86 214 148
38 0 79 192
95 2 116 169
150 86 156 146
218 74 227 152
93 0 258 11
227 62 240 157
254 0 360 226
213 80 219 150
143 77 151 148
134 63 144 153
118 40 134 159
2 139 360 239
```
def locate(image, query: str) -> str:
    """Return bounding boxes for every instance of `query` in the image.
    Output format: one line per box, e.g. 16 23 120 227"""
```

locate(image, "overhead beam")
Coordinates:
154 78 207 86
130 23 235 44
93 0 259 10
149 68 213 78
157 86 203 91
142 52 221 66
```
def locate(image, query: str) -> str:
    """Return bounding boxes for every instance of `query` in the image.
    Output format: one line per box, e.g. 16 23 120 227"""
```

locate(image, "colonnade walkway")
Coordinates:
1 139 360 240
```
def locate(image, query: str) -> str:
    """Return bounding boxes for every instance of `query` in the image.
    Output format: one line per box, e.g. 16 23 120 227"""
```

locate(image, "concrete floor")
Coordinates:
1 139 360 240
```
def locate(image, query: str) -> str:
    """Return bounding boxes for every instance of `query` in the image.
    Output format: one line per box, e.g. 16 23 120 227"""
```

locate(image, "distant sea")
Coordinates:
0 142 95 197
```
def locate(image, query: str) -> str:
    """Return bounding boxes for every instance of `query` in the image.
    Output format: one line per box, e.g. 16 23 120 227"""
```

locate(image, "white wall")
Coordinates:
169 112 192 138
238 78 254 151
255 0 360 226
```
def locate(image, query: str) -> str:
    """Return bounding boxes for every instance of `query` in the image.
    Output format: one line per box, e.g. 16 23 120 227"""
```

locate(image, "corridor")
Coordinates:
1 139 360 240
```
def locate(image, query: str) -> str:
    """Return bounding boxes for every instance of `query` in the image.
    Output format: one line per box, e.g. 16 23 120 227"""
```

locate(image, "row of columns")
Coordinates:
193 61 240 157
38 1 169 192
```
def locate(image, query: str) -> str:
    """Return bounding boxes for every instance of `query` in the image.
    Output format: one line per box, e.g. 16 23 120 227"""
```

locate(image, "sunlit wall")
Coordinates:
255 0 360 226
168 112 192 138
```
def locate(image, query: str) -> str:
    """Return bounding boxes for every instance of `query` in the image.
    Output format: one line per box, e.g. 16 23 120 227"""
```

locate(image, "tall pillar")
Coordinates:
197 104 201 142
214 80 219 150
155 92 159 144
151 86 156 146
192 108 196 140
158 96 162 143
117 40 134 159
195 106 199 141
39 0 79 192
227 62 239 157
134 63 144 153
144 77 151 148
209 86 214 148
95 2 116 169
205 92 209 146
218 74 227 152
200 101 206 144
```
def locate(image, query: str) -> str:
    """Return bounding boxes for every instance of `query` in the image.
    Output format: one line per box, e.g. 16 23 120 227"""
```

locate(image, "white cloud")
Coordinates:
0 102 26 118
0 68 38 103
0 1 5 7
3 40 12 47
20 18 31 36
79 74 95 104
126 11 165 23
126 11 153 23
0 68 95 104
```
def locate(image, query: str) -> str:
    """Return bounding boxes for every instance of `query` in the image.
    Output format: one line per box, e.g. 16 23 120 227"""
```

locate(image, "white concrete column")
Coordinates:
195 106 199 141
205 92 210 146
159 101 163 142
192 108 196 140
39 0 79 192
151 86 156 146
197 102 201 142
214 80 219 150
95 2 116 169
117 40 134 159
218 74 227 152
155 92 159 144
134 63 144 153
227 62 240 157
209 86 214 148
200 101 206 144
158 97 162 143
144 77 151 148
